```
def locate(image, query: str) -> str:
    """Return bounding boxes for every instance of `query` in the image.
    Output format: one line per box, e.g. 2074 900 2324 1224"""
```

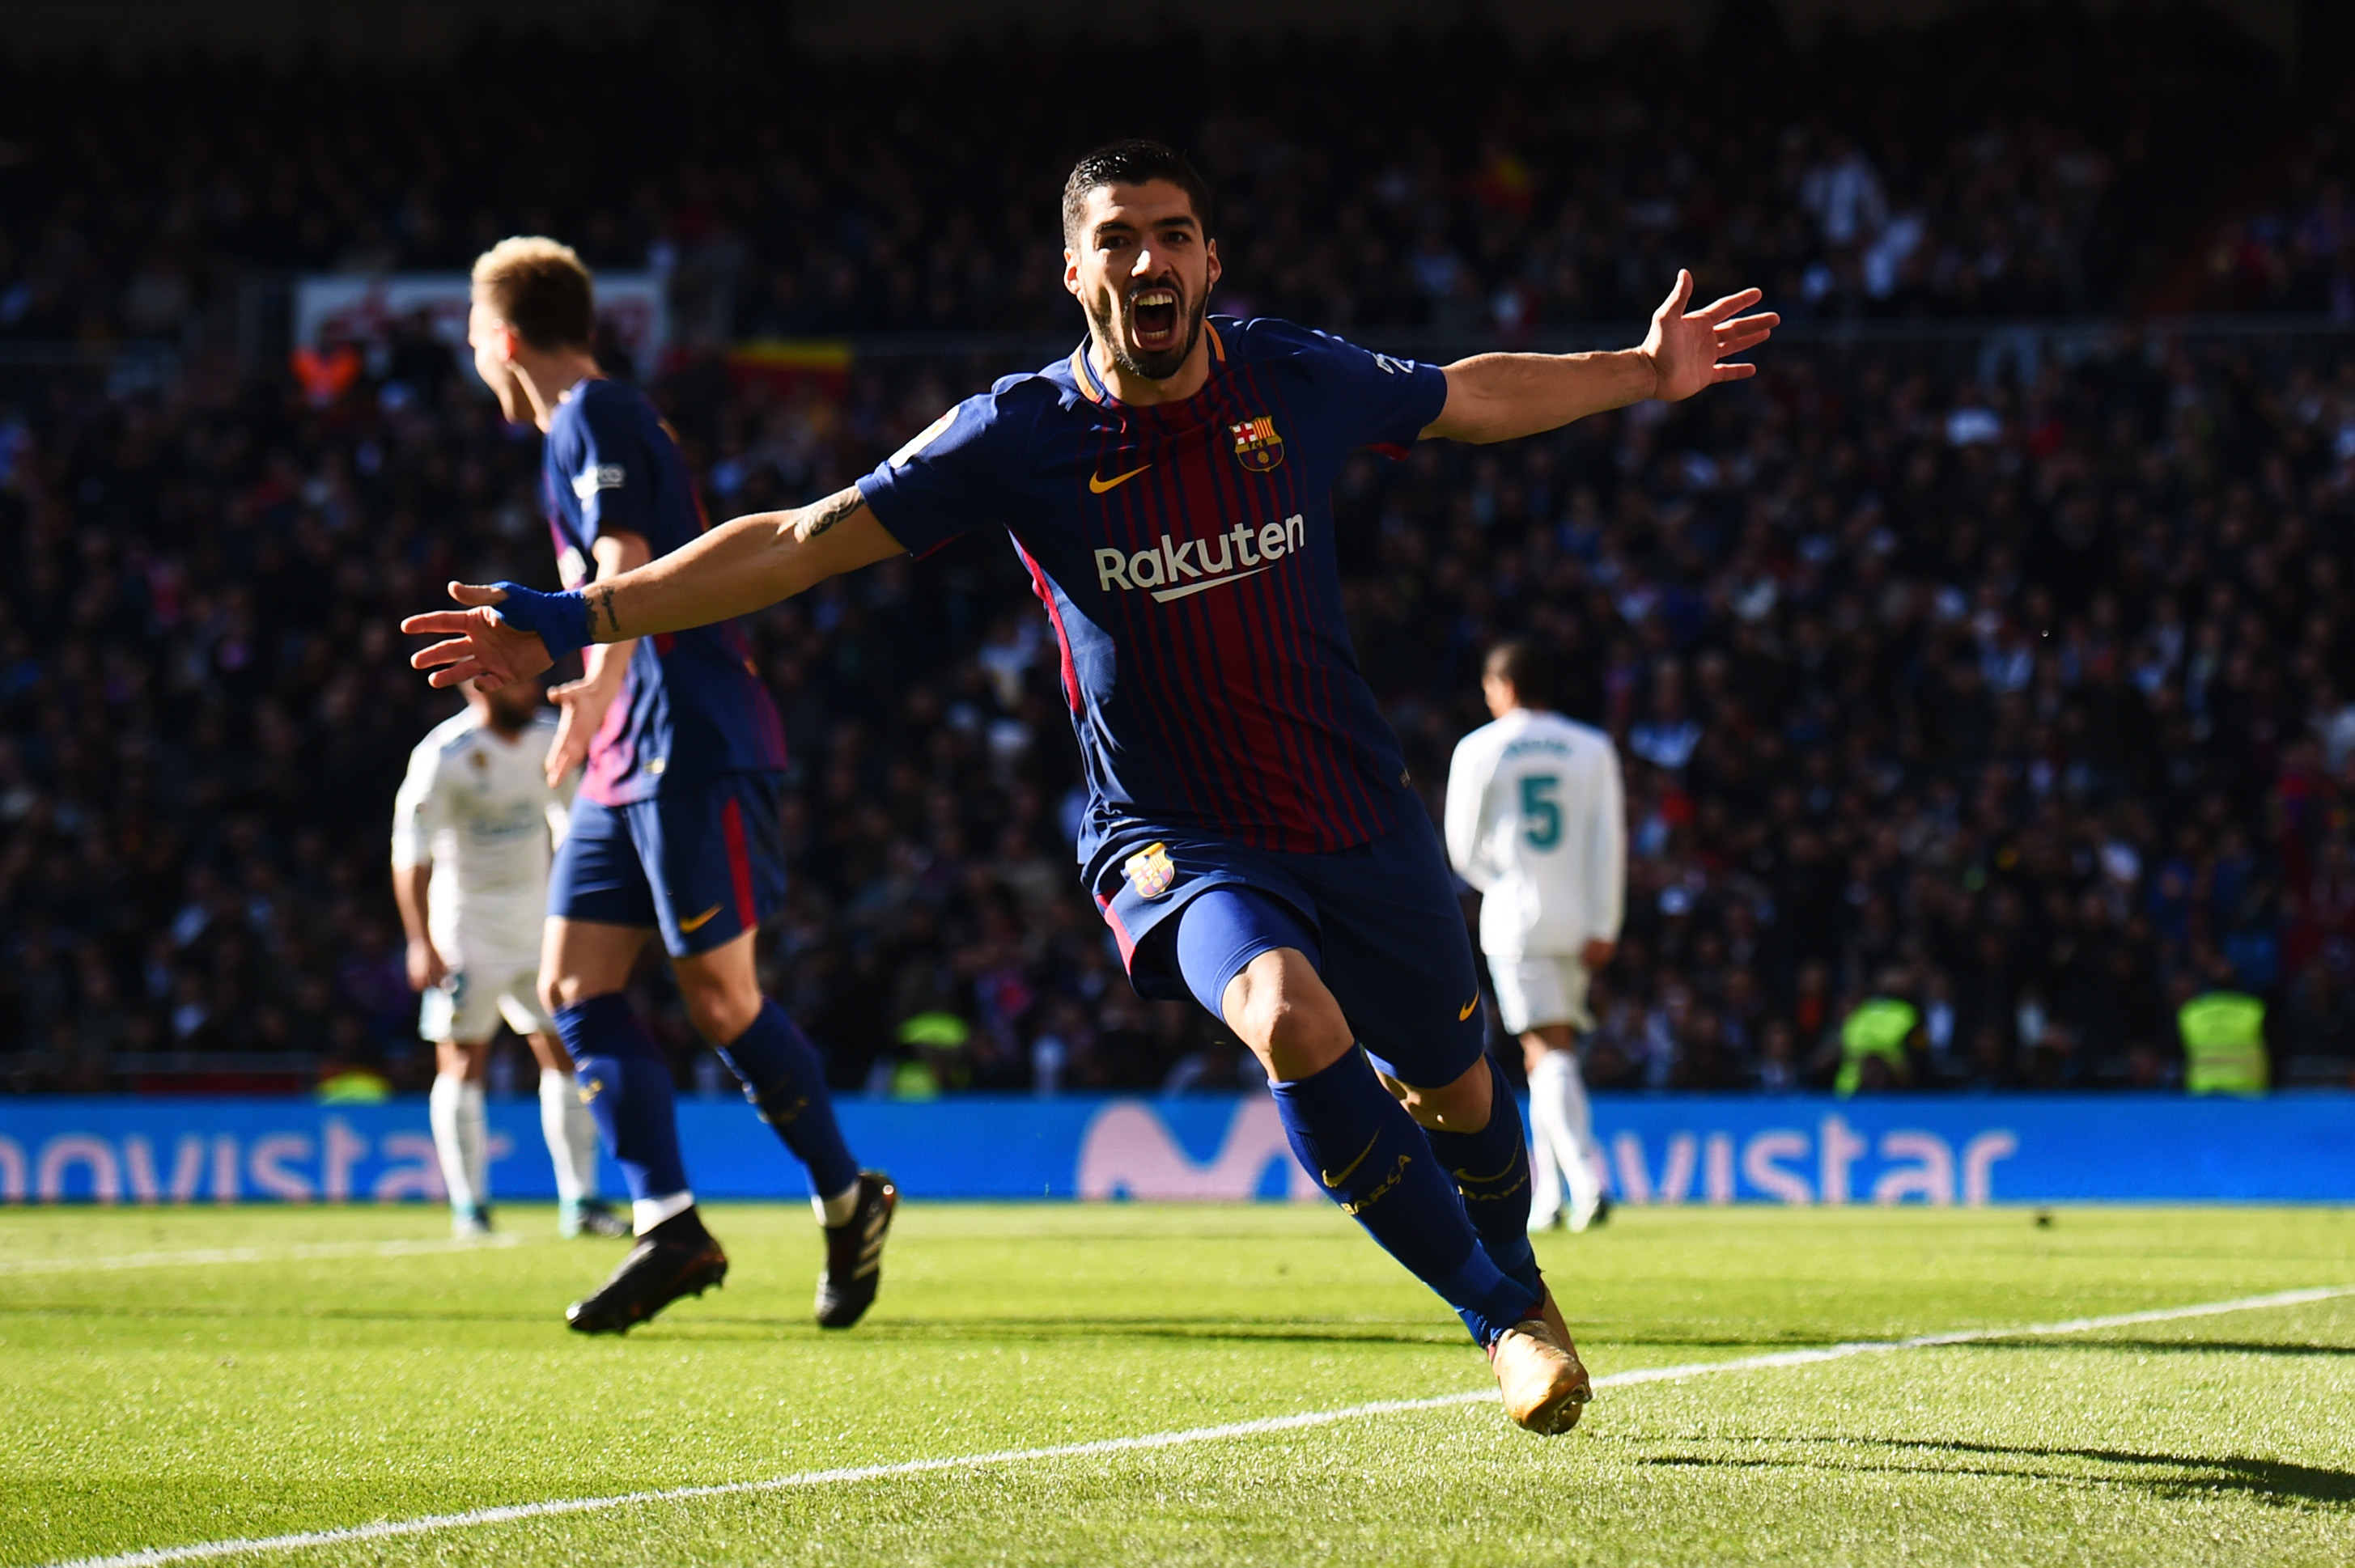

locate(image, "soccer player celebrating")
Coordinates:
411 154 1773 1427
460 239 894 1333
1445 640 1625 1235
392 675 628 1240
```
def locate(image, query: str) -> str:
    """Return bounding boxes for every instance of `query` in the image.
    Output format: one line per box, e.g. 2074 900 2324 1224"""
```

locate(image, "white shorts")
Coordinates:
1487 954 1593 1036
418 958 552 1045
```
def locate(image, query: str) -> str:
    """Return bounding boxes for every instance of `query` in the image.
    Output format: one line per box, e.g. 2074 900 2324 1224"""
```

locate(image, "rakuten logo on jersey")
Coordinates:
1093 514 1305 604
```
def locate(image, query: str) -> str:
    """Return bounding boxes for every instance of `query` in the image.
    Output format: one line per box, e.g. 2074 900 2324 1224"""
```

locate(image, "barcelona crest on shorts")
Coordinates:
1124 841 1177 899
1230 414 1284 473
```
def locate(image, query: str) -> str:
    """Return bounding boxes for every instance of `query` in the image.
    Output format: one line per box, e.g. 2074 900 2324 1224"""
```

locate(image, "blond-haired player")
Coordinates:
451 239 890 1334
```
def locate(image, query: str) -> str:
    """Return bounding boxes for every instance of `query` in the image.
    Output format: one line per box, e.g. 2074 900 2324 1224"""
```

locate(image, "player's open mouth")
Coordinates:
1130 286 1180 350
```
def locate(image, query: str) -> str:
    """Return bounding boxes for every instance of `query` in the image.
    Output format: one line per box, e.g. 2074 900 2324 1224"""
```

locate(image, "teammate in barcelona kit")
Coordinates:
391 675 629 1241
1445 640 1625 1235
410 150 1774 1430
457 238 894 1334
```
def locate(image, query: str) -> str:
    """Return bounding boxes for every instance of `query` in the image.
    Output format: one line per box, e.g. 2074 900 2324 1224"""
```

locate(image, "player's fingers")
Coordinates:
425 657 486 689
1717 327 1776 356
1719 310 1780 334
1694 287 1765 323
410 636 480 670
448 581 510 607
1711 362 1760 383
401 610 473 636
1656 268 1694 320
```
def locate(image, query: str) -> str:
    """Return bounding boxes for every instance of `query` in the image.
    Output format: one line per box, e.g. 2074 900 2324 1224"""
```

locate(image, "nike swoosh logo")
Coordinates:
1148 563 1277 604
1459 996 1480 1021
1088 463 1152 494
1321 1132 1381 1190
678 903 725 933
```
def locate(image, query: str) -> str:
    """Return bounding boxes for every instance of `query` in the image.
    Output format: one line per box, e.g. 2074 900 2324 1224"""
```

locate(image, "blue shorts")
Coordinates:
1095 818 1485 1089
550 773 787 958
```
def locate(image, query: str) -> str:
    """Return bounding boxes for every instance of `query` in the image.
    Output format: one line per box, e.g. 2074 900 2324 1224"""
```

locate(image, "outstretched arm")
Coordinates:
1422 270 1777 445
401 487 903 689
541 529 648 785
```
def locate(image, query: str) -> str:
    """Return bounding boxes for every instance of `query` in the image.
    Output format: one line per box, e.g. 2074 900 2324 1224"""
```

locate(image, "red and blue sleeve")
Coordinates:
1305 329 1449 459
855 392 1010 557
573 396 656 545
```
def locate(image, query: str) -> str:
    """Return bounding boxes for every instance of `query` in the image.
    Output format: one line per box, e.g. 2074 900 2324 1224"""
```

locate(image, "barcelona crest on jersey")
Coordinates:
1124 841 1178 898
1230 414 1284 473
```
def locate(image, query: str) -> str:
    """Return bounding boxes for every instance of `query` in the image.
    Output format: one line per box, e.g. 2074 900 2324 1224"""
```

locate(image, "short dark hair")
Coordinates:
1484 638 1555 709
1062 140 1215 248
470 236 596 351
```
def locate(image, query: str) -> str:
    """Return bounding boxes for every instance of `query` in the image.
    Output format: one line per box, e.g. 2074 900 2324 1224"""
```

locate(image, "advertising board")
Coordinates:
2 1095 2348 1206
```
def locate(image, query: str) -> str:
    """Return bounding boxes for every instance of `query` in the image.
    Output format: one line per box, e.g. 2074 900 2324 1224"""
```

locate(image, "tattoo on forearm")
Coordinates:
792 487 862 544
588 585 619 640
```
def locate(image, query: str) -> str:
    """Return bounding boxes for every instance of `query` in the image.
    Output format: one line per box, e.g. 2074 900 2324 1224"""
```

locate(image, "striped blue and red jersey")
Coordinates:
855 316 1449 875
542 378 787 806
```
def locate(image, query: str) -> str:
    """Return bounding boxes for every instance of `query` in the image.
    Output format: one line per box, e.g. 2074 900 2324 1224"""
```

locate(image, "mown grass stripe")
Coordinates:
0 1235 528 1276
45 1282 2355 1568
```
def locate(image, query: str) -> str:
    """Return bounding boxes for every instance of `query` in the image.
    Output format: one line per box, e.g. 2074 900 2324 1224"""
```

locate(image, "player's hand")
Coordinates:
545 674 615 786
1637 270 1778 402
1581 938 1617 972
405 937 448 993
402 583 556 691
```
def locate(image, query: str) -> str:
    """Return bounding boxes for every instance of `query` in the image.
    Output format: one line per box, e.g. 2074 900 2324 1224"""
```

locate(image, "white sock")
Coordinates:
540 1068 600 1206
429 1074 488 1212
633 1189 696 1234
1557 1050 1606 1223
1526 1070 1564 1227
1527 1051 1572 1223
813 1180 860 1228
1531 1050 1603 1227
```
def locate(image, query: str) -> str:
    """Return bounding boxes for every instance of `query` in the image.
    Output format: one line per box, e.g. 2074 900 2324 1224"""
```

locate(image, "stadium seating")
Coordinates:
2 7 2352 1099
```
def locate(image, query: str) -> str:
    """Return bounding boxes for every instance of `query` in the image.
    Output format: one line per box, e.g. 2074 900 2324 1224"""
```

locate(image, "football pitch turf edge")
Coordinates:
4 1204 2352 1567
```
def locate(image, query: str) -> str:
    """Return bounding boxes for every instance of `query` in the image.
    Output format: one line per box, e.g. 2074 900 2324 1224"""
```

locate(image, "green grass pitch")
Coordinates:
4 1201 2353 1566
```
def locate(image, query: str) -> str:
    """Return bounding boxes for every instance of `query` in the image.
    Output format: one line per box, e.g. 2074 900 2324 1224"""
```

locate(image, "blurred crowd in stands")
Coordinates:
0 4 2291 350
2195 125 2355 318
5 5 2355 1098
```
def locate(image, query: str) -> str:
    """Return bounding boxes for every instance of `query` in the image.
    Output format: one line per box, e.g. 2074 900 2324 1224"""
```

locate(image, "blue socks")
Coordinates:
554 994 690 1204
1422 1055 1543 1316
1270 1047 1537 1346
713 998 860 1201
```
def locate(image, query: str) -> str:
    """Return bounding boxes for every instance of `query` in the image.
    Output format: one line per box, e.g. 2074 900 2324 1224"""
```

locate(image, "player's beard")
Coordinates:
1089 278 1207 384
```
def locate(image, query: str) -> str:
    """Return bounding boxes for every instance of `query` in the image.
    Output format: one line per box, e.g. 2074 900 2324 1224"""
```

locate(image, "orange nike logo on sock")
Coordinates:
1321 1132 1381 1189
678 903 724 933
1088 463 1152 494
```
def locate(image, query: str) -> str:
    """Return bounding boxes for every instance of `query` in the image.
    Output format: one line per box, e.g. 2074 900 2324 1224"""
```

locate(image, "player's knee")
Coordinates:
1520 1035 1550 1079
1224 951 1350 1078
1397 1056 1494 1133
679 979 760 1045
539 972 582 1018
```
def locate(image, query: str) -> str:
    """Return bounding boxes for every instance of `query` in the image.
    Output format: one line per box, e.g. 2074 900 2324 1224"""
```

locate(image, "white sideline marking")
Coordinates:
44 1282 2355 1568
0 1235 526 1277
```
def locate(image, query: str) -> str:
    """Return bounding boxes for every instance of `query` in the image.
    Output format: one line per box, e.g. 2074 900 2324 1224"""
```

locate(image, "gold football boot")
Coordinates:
1487 1302 1593 1435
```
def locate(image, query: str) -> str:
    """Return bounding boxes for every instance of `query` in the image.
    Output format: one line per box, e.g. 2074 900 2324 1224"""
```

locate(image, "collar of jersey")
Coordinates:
1069 320 1228 410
